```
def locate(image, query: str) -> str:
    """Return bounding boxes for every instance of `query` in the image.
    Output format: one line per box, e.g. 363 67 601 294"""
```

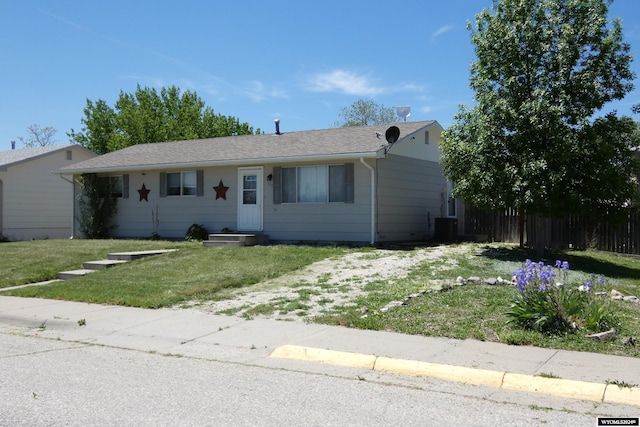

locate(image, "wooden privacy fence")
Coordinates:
463 206 640 255
463 207 522 243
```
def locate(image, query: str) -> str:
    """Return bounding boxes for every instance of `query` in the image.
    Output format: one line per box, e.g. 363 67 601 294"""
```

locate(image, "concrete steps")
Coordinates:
83 259 129 270
57 249 178 280
57 269 99 280
203 233 269 247
107 249 178 261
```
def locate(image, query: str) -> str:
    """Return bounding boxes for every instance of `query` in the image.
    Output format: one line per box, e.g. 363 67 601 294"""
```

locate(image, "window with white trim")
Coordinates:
160 170 203 197
273 164 354 204
99 175 127 198
110 176 123 198
167 171 196 196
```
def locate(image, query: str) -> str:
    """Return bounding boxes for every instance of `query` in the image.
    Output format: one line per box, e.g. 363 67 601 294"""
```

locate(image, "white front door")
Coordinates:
237 167 263 231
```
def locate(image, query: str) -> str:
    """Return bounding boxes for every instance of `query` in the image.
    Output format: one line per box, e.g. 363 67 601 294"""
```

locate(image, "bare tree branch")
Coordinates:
17 124 58 147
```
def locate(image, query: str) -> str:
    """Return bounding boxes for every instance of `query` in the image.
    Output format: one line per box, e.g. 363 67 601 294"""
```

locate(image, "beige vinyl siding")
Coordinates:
264 206 371 242
263 161 372 242
109 167 237 239
75 155 447 243
1 147 94 240
104 162 373 242
376 154 445 242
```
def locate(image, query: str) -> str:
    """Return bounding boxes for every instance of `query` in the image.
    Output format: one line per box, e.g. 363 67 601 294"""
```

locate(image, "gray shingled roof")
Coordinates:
57 121 437 174
0 145 82 170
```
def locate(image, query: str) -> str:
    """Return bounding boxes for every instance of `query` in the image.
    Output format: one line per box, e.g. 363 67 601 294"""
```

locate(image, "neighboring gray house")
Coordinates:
57 121 457 244
0 144 96 241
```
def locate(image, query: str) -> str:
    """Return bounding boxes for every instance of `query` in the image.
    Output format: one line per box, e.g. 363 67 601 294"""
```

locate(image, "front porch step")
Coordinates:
203 240 245 247
203 233 269 247
57 269 98 280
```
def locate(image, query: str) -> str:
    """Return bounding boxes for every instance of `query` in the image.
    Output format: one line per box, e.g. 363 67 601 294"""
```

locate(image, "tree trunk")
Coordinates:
534 214 546 257
518 210 525 249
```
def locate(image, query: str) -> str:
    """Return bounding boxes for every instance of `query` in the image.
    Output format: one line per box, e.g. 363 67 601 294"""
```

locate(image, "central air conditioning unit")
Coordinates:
434 218 458 242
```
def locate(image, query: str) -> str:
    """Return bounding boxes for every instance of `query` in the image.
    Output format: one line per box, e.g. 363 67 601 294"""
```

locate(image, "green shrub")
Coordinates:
77 173 118 239
185 224 209 241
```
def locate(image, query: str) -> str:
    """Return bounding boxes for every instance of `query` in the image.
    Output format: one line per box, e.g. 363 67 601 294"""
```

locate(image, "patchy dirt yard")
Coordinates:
181 244 473 321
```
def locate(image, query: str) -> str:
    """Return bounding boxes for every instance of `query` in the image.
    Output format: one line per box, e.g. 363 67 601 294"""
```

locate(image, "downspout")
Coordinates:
59 174 76 239
360 157 375 245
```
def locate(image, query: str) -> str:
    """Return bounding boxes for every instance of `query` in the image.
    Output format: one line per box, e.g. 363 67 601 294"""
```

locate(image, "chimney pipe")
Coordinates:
274 119 281 135
11 141 15 150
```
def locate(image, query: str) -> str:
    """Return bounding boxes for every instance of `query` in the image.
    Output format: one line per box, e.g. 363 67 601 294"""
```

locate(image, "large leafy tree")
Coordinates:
335 99 397 127
69 85 259 154
441 0 637 243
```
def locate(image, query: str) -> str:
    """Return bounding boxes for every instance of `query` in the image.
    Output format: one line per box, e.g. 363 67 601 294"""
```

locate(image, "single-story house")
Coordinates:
0 144 97 241
57 120 460 244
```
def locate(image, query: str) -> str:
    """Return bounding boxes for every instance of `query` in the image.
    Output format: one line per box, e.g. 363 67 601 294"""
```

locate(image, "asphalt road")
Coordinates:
1 332 601 426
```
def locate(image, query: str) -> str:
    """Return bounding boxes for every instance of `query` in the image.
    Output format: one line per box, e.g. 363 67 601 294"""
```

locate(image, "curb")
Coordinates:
270 345 640 406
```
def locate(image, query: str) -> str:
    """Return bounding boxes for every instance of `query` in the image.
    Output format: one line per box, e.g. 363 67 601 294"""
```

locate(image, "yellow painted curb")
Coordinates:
604 385 640 406
502 372 605 402
374 356 505 388
270 345 376 369
270 345 640 407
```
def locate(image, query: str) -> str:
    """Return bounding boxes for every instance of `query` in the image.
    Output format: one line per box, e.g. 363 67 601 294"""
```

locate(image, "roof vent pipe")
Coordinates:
274 119 281 135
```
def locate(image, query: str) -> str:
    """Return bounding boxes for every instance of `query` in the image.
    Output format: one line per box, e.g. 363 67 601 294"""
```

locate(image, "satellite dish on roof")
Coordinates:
385 126 400 144
396 106 411 122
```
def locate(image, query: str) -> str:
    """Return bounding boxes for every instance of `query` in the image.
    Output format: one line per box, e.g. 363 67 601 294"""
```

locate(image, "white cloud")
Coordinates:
179 79 197 90
431 25 454 41
36 7 89 33
307 69 384 96
242 80 289 102
394 82 425 93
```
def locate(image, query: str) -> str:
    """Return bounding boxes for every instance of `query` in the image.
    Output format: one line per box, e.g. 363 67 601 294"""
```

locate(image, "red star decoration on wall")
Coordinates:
137 183 150 202
213 180 229 200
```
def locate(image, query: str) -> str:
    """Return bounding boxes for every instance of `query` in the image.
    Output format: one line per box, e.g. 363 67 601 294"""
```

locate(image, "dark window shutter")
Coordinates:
273 167 282 204
122 174 129 199
345 163 354 203
196 170 204 197
159 172 167 198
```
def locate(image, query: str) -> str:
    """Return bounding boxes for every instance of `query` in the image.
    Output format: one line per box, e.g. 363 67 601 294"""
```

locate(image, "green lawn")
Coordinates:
0 239 194 288
313 244 640 358
0 239 348 308
2 239 639 357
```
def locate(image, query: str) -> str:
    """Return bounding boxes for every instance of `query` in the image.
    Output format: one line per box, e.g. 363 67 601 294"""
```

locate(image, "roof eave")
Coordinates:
1 145 96 170
55 151 384 175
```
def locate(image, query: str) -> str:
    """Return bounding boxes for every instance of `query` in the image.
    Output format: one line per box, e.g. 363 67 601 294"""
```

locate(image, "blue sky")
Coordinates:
2 1 639 149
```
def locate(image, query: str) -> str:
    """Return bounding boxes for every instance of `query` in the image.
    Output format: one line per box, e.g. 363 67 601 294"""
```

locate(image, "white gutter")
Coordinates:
360 157 375 245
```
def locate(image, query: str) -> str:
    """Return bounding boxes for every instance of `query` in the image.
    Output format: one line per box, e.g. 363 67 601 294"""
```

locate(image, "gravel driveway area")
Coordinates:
182 244 471 321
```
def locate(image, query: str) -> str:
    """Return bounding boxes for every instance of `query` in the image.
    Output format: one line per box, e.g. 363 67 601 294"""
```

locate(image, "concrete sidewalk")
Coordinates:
1 295 639 407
